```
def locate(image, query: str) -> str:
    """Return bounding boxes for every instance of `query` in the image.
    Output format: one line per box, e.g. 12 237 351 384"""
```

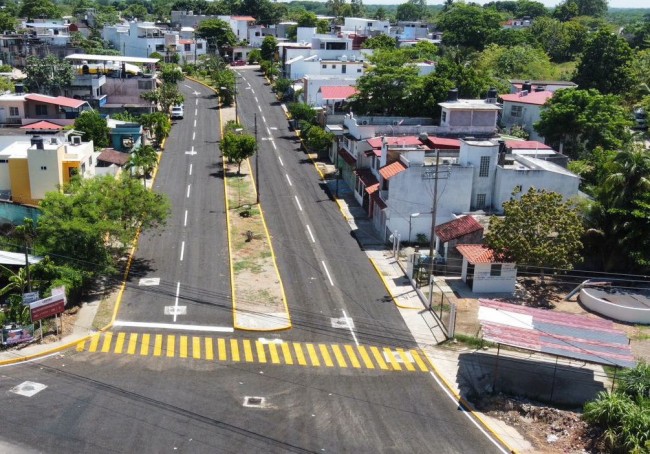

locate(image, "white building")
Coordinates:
301 76 358 108
341 17 390 35
438 89 501 137
500 90 554 142
456 244 517 293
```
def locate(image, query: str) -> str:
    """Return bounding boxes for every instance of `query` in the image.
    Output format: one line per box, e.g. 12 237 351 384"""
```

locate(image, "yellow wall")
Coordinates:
8 158 34 205
62 161 81 185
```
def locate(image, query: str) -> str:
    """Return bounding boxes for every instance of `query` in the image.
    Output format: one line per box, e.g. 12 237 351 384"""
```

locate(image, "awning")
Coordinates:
338 148 356 166
479 299 636 368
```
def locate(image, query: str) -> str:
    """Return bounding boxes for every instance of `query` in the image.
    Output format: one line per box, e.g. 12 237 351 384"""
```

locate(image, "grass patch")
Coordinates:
632 325 650 341
453 333 496 349
233 259 263 274
259 250 272 259
92 290 118 330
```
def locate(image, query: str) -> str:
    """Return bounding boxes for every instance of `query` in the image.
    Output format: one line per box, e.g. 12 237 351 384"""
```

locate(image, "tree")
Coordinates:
485 188 583 278
350 65 420 116
123 3 148 20
126 145 158 183
0 12 16 32
260 35 278 62
374 7 388 20
529 17 587 62
476 43 555 81
326 0 345 18
74 111 110 149
24 55 74 96
221 132 256 174
534 89 632 159
396 0 425 21
555 0 608 18
196 19 236 54
573 29 637 96
19 0 61 19
437 4 503 50
139 112 171 147
159 63 184 84
287 102 317 124
37 175 170 278
247 49 261 64
305 126 334 155
141 83 184 117
362 34 397 50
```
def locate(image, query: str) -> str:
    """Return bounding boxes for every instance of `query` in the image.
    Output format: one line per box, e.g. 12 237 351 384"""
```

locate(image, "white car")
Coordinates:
171 105 184 119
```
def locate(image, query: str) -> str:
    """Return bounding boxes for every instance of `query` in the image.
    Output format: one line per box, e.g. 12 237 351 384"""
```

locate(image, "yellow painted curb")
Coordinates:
0 335 93 366
334 198 352 222
368 257 421 310
422 350 519 454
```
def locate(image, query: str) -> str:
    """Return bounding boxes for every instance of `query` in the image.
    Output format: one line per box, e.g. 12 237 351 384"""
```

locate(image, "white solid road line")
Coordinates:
294 195 302 211
306 225 316 243
322 260 334 286
342 309 359 346
285 174 292 186
186 184 191 198
113 321 234 332
184 210 188 227
173 281 181 322
179 241 185 262
184 84 192 89
278 156 283 166
272 141 277 150
189 163 193 176
427 370 509 454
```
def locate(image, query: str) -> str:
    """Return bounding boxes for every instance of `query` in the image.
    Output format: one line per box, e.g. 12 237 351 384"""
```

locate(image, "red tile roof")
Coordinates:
367 136 423 149
232 16 256 21
179 39 193 45
97 148 130 166
435 215 483 243
379 160 407 179
320 86 358 100
505 140 552 150
20 120 63 130
456 244 499 264
500 91 553 106
25 94 87 109
338 148 356 165
354 168 379 193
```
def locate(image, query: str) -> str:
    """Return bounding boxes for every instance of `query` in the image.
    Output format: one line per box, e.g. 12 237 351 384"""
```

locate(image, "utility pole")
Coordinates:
255 113 260 204
427 149 441 282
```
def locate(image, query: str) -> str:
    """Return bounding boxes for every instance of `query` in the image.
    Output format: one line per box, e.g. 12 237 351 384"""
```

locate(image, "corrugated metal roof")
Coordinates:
479 299 635 368
25 94 86 109
320 86 358 100
435 216 483 243
500 91 554 106
378 160 407 179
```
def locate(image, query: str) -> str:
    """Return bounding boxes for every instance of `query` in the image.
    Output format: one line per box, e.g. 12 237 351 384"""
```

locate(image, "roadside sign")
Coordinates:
29 292 66 322
22 292 40 305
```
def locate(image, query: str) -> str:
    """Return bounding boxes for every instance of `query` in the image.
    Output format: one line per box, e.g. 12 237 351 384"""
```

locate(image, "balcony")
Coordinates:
72 74 106 90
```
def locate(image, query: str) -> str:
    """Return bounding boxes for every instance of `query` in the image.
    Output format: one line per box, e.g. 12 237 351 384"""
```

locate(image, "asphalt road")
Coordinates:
234 70 419 349
116 81 233 330
0 76 505 453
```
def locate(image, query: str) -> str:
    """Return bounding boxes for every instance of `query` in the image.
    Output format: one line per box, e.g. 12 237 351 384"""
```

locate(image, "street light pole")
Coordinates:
408 212 420 245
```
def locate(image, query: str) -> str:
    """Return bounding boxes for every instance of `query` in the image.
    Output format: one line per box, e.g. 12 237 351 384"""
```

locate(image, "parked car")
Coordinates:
171 105 184 119
230 60 246 66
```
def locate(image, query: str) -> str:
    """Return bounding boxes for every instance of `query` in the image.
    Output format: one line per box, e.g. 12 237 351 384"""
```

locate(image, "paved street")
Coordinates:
0 76 506 453
116 81 233 331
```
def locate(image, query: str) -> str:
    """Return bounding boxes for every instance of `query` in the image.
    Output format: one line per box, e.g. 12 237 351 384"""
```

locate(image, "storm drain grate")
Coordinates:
243 396 266 408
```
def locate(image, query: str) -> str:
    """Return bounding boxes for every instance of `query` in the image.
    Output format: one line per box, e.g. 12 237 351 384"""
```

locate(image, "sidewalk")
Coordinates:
0 300 100 366
324 178 531 453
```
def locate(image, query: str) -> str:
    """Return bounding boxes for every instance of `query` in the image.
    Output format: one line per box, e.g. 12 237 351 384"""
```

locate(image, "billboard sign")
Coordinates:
22 292 40 305
1 324 35 346
29 291 66 323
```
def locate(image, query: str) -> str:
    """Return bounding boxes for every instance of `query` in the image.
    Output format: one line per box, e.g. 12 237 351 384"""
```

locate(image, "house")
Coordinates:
434 215 484 271
341 17 390 36
392 21 431 40
95 148 130 177
437 89 501 137
108 120 143 152
504 140 568 168
0 91 91 126
502 18 533 29
508 79 577 94
0 132 97 205
456 244 517 293
500 88 554 141
315 84 358 111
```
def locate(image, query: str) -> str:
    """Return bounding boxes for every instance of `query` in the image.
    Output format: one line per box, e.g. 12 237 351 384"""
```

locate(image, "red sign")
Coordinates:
29 294 66 322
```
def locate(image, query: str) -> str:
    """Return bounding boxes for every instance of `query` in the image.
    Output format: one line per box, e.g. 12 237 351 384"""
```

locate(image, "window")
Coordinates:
357 68 362 73
441 111 447 123
342 65 346 74
479 156 490 177
490 264 502 277
255 32 260 36
9 107 18 116
367 22 373 27
138 80 154 90
197 43 203 49
40 166 47 171
35 104 48 116
476 193 486 209
510 105 522 117
155 44 164 52
331 64 336 69
81 163 86 174
184 43 191 51
0 159 8 163
322 64 327 69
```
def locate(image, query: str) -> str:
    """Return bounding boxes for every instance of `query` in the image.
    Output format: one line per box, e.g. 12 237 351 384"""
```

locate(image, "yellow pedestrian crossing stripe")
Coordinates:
75 332 433 373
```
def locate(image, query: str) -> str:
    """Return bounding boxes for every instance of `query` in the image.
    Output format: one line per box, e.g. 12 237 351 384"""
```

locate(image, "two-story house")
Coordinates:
500 87 554 141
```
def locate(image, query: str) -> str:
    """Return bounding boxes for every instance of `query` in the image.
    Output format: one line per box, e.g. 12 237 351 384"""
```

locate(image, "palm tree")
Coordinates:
126 145 159 186
605 145 650 209
0 265 33 325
